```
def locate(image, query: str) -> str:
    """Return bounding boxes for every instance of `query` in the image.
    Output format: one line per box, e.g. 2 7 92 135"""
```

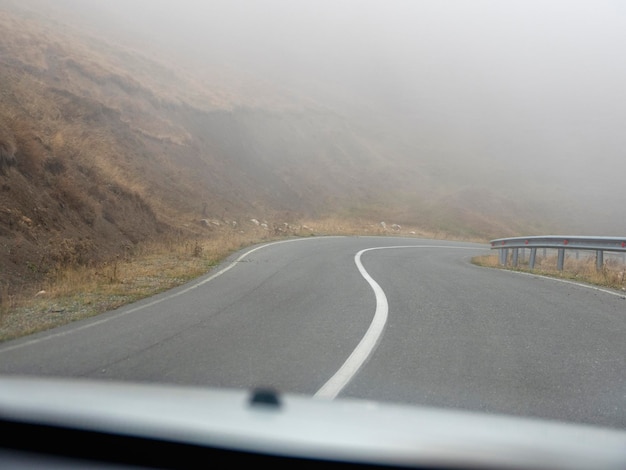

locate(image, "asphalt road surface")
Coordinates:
1 236 625 429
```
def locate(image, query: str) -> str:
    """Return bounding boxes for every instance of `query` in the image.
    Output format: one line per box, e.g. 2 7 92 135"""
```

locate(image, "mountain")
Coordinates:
1 0 616 292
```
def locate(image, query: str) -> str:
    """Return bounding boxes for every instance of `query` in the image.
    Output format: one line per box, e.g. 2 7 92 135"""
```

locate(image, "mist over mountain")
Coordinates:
1 0 625 288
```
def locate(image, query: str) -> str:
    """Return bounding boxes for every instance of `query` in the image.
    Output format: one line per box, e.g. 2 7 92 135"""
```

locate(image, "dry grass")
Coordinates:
472 252 626 291
0 229 261 341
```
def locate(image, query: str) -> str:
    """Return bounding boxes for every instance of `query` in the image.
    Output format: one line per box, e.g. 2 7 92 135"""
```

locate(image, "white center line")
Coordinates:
314 245 486 399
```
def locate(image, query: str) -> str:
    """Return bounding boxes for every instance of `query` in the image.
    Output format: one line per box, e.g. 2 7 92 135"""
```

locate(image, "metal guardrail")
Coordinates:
490 236 626 271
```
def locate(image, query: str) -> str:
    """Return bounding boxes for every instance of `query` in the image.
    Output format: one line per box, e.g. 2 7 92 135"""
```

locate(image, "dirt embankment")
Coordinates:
1 3 544 301
0 7 366 295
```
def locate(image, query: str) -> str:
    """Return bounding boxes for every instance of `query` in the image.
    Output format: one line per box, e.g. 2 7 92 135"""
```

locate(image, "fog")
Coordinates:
31 0 626 232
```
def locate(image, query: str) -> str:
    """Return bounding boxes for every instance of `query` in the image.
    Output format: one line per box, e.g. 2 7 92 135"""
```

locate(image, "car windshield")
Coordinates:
0 0 625 462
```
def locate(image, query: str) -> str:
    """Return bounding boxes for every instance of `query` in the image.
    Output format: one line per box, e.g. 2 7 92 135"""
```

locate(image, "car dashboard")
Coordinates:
0 376 625 469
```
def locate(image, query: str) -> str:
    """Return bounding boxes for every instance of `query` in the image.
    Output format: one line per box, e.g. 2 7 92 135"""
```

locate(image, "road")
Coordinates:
1 236 625 429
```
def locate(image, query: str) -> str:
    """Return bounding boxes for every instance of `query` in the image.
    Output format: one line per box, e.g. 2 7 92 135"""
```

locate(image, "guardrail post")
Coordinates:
596 250 604 271
512 248 519 267
499 248 508 266
529 248 537 270
557 248 565 271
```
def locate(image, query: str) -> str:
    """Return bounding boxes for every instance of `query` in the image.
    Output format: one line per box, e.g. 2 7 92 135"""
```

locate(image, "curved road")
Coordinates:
1 236 624 429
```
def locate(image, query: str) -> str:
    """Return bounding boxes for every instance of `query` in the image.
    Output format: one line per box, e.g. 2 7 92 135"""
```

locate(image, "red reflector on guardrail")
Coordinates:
563 240 569 245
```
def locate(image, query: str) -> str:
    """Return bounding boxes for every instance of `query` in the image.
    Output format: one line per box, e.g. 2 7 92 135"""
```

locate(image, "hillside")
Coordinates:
0 1 574 295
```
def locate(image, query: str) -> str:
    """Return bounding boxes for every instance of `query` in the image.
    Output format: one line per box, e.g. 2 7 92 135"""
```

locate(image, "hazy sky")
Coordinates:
81 0 626 143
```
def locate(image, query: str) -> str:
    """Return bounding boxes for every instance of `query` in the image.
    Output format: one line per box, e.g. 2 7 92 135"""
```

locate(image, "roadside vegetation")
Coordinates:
1 231 240 342
472 253 626 292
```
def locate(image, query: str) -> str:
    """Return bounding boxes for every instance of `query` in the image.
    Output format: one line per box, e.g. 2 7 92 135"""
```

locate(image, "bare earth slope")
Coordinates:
0 1 551 292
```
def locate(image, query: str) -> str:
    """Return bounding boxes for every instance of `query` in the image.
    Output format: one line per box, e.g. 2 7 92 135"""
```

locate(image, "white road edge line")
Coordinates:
315 245 486 399
489 267 626 298
0 237 339 354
